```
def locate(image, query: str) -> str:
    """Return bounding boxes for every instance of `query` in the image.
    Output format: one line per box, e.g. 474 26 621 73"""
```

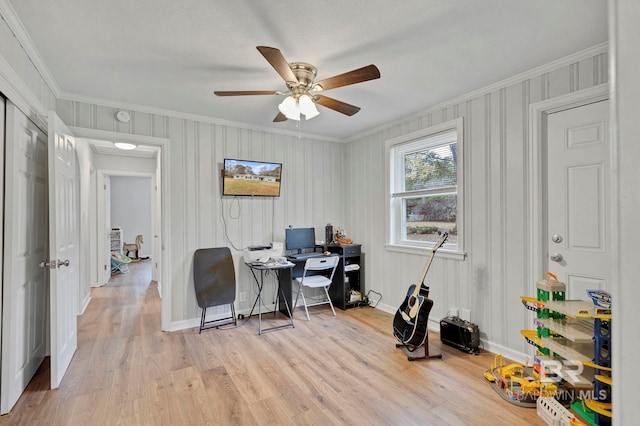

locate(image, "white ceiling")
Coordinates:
7 0 607 140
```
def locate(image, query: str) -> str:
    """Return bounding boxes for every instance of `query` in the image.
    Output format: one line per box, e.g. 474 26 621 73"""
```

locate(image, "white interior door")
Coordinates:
547 99 610 298
1 102 48 413
48 112 79 389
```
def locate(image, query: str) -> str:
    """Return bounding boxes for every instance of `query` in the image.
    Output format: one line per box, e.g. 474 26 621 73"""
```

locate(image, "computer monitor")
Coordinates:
285 228 315 254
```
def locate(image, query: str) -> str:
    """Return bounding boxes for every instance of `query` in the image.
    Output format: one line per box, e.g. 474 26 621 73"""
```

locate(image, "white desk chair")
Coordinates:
293 256 339 320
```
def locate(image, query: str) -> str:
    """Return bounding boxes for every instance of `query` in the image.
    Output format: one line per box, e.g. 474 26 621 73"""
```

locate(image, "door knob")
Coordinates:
550 253 564 262
57 259 71 267
39 260 56 269
552 234 563 243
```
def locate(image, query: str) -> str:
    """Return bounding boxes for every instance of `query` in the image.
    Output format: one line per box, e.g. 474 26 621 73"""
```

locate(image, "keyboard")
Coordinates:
289 252 324 260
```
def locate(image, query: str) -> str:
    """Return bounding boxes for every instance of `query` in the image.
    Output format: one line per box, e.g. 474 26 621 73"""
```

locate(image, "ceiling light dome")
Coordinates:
114 142 137 150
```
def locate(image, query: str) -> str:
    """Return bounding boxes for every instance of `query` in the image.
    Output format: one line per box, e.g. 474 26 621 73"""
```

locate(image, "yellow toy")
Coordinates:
484 354 570 408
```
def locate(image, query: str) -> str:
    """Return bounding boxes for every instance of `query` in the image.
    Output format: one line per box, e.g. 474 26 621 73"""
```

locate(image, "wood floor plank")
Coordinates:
0 261 545 425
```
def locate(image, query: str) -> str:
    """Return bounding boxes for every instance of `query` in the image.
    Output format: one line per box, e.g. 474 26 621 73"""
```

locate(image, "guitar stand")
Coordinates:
396 337 442 362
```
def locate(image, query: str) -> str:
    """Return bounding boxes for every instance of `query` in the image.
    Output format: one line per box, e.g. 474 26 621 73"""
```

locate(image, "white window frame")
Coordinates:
385 118 465 260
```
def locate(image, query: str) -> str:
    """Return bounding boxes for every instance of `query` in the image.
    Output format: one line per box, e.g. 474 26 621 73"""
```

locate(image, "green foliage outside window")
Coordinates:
404 143 457 191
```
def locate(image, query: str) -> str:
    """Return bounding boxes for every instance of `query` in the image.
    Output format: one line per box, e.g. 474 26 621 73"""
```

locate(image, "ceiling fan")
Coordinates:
214 46 380 122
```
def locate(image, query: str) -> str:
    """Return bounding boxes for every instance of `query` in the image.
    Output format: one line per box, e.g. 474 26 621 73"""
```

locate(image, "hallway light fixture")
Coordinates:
278 94 319 121
114 142 137 150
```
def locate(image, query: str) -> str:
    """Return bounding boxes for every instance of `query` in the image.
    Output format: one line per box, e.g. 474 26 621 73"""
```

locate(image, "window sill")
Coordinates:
385 244 466 261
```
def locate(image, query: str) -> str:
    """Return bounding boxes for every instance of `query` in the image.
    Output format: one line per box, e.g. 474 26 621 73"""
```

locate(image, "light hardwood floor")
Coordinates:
0 261 544 425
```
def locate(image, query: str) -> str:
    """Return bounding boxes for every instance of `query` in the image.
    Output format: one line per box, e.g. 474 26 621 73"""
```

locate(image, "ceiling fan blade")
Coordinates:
312 64 380 91
256 46 298 85
273 112 287 122
214 90 280 96
315 95 361 116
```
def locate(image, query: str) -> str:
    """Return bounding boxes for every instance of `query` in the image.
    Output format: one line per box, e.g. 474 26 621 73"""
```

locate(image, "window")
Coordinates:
386 119 463 255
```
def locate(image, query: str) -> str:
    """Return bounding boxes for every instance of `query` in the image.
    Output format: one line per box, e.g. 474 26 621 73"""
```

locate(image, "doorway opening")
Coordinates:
71 128 171 331
106 174 153 278
98 171 158 287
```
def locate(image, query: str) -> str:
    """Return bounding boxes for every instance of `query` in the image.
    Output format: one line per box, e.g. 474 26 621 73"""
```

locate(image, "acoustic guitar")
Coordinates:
393 232 448 348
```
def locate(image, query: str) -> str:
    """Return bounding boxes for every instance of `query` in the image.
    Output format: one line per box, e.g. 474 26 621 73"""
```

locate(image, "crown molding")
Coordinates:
346 42 609 142
0 0 61 96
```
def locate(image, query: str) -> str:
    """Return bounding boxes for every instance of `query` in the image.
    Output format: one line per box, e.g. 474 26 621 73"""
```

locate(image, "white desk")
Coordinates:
246 261 295 334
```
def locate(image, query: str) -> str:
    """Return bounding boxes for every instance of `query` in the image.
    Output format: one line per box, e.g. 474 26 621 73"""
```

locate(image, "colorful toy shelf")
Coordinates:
521 272 611 426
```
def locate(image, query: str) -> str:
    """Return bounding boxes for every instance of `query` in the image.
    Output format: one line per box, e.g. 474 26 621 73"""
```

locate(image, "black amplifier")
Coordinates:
439 316 480 354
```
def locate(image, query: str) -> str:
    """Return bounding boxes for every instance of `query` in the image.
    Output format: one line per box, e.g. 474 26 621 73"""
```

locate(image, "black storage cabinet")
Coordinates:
326 244 364 310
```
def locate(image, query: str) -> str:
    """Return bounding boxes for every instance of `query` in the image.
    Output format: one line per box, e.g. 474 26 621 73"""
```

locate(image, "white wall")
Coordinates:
110 176 152 258
343 45 609 358
610 0 640 423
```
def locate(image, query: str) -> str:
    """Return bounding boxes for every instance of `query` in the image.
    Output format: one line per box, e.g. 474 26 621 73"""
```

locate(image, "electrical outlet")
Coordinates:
450 307 458 317
461 308 471 322
239 291 246 302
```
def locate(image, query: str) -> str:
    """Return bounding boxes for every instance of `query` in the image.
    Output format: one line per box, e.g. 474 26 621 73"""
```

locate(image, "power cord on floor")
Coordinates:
353 290 382 308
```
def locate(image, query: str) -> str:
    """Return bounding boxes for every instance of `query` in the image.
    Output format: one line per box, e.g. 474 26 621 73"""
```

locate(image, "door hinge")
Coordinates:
104 264 107 270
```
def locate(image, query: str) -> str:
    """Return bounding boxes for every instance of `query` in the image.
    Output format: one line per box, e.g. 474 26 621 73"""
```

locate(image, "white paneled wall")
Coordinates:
343 46 608 356
55 100 346 324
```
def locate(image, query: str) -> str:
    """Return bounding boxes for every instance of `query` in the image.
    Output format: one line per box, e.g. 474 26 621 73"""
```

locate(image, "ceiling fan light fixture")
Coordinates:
299 94 319 119
278 96 300 120
216 47 380 122
114 142 137 150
